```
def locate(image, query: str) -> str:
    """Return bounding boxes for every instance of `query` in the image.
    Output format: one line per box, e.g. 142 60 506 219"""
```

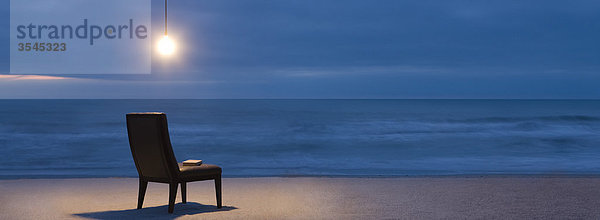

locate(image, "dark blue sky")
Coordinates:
0 0 599 98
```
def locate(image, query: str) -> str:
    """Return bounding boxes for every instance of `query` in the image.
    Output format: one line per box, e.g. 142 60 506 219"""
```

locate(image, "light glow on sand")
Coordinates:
157 35 176 56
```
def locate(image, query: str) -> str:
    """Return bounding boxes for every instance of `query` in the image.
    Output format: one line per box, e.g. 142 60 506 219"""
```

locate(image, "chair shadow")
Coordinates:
73 202 237 220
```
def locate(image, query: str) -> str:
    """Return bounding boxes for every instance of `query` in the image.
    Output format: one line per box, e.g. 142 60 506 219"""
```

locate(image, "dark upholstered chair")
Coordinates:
126 112 222 213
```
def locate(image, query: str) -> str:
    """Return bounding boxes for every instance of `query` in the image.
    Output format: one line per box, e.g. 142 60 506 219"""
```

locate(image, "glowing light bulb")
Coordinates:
157 35 176 56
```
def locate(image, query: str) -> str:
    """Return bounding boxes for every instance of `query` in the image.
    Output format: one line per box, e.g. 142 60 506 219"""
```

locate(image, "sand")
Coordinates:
1 176 600 219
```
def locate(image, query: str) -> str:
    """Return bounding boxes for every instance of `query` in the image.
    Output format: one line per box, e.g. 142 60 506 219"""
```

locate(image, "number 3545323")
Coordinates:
18 43 66 52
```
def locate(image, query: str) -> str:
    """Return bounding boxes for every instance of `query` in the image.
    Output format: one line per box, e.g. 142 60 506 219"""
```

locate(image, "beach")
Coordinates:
2 176 600 219
1 100 599 219
3 0 599 217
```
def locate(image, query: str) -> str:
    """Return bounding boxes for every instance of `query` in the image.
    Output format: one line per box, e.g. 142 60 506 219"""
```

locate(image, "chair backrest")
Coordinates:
126 112 179 181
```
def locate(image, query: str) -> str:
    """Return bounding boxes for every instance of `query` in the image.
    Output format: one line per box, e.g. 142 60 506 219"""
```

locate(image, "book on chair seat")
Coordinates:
182 159 203 166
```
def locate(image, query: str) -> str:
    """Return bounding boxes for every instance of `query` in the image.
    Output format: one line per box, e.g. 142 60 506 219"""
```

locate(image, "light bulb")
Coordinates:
157 35 176 56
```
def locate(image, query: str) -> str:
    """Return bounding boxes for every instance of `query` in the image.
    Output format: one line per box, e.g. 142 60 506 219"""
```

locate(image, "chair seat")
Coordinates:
178 163 222 178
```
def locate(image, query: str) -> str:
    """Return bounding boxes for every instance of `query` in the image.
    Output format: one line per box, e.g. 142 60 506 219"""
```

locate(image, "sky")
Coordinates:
0 0 599 99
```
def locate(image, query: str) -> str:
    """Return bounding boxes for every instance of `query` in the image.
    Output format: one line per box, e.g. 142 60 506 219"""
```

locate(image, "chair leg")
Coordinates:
181 182 187 203
215 175 222 208
168 183 178 213
137 179 148 209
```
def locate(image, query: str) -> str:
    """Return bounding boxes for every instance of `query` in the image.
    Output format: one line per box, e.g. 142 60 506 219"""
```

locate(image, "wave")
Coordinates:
1 100 600 177
454 115 600 123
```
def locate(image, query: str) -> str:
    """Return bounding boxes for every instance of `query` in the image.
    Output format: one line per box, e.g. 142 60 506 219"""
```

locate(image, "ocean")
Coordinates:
0 99 599 178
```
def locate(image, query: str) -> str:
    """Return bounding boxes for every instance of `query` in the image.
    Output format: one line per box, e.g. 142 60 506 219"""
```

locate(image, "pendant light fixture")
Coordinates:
157 0 175 56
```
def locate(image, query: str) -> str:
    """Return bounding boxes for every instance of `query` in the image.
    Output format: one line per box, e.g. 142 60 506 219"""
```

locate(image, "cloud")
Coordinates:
0 75 70 81
273 66 449 78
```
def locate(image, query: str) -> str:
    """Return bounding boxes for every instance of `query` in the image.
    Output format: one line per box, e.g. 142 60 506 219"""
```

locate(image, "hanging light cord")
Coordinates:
165 0 168 35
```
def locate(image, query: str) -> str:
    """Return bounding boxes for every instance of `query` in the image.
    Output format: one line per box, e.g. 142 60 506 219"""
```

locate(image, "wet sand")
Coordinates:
1 176 600 219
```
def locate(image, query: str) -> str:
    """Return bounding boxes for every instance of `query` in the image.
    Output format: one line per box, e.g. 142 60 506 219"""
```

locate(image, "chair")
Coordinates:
126 112 222 213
